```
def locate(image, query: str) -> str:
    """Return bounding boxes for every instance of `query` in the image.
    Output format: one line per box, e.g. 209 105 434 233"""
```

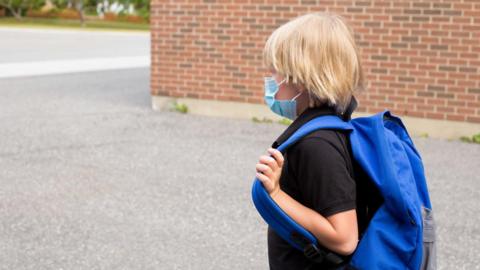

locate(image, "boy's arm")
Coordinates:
270 188 358 256
256 148 358 256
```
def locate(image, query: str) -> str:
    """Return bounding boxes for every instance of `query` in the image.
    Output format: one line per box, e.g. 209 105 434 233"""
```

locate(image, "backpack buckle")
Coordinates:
291 232 347 265
304 243 326 263
304 243 347 266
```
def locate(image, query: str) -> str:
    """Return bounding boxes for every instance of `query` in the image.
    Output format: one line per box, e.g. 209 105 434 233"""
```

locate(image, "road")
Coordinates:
0 27 149 78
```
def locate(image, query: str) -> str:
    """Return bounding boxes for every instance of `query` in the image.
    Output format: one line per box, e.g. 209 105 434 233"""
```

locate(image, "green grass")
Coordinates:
172 102 188 114
0 17 149 31
419 132 429 138
278 118 293 126
252 117 273 124
252 117 293 125
460 133 480 144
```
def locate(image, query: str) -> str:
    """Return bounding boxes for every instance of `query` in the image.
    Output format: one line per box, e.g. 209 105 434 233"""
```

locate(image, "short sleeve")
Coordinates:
288 136 356 218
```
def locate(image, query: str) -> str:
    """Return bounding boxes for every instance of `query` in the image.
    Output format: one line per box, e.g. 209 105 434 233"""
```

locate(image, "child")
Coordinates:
255 12 370 270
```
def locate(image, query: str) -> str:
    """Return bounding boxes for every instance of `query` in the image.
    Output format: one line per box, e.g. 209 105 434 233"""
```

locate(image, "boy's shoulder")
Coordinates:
286 128 353 171
303 128 348 140
292 128 349 152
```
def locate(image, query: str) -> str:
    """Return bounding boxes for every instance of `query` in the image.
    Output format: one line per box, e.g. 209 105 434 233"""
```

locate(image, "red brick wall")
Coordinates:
150 0 480 123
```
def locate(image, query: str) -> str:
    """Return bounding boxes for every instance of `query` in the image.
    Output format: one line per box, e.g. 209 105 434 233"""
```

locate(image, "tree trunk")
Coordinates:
14 7 22 20
5 6 21 20
0 0 27 20
74 1 85 27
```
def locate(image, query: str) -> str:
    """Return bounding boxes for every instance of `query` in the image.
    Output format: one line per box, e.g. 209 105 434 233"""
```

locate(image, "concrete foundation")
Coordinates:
152 95 480 141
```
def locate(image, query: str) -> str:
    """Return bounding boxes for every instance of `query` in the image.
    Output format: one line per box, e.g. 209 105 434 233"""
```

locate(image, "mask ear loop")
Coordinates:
277 78 287 86
280 76 302 101
291 91 303 101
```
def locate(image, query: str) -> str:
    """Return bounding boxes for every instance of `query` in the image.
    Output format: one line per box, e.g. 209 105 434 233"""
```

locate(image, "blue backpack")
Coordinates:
251 110 436 270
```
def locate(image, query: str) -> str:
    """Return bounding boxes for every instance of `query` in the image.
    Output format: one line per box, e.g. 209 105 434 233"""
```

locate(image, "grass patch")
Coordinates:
278 118 293 126
252 117 273 124
459 133 480 144
0 17 149 31
419 132 429 138
172 102 188 114
252 117 292 125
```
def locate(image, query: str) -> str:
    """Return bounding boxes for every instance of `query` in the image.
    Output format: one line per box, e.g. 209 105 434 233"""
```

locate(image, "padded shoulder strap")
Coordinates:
276 115 353 153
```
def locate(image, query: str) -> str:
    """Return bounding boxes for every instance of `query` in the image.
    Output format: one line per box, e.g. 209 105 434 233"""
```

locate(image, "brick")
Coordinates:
430 44 448 50
417 91 434 97
408 111 426 118
347 7 364 13
446 114 466 121
427 85 445 92
447 100 466 107
433 3 452 9
467 116 480 123
401 36 419 43
371 68 388 74
355 1 371 7
468 88 480 94
439 65 457 72
423 9 442 15
437 93 455 99
404 9 421 15
443 10 462 16
391 42 408 48
425 112 445 120
398 76 415 83
364 21 381 27
371 55 388 61
412 16 430 22
458 108 476 114
413 2 431 8
392 16 410 21
437 106 454 113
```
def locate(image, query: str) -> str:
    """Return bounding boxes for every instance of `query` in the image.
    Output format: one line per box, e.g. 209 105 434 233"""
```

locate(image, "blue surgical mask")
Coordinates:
264 76 302 120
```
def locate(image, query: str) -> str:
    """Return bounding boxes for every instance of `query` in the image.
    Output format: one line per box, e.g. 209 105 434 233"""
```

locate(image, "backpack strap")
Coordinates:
276 115 353 153
251 115 353 265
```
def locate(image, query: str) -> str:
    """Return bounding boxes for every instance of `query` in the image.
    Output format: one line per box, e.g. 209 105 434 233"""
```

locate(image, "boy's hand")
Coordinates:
255 148 284 198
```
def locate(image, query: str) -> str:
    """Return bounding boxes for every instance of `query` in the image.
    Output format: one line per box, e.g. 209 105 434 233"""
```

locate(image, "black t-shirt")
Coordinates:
267 98 382 270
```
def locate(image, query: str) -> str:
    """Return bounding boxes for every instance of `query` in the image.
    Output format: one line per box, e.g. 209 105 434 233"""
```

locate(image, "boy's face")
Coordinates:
268 68 310 116
269 69 304 101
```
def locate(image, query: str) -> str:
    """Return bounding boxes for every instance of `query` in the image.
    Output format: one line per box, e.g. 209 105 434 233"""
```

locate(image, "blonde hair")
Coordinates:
263 12 365 115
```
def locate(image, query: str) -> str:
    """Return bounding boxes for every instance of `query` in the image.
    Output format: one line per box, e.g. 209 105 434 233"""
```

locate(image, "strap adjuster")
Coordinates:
303 243 327 264
304 243 347 266
291 231 347 265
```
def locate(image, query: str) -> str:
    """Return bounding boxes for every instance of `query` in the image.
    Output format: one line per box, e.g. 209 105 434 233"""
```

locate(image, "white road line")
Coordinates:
0 56 150 78
0 26 150 37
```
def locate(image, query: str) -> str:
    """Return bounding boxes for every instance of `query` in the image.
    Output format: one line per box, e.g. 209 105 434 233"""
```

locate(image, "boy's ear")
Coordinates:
298 83 307 92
